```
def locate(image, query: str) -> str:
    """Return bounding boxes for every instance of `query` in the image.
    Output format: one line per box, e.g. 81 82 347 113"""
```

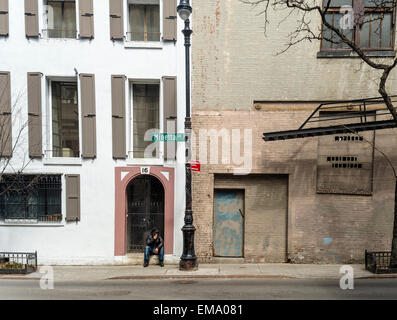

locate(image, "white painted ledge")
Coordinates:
124 41 163 49
0 220 65 227
43 158 83 166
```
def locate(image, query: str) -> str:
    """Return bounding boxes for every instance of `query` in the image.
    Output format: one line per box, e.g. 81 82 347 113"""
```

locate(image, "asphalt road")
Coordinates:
0 278 396 300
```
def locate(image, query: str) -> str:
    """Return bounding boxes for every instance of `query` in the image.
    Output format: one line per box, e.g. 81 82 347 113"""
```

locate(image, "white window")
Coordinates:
127 0 160 42
44 0 77 39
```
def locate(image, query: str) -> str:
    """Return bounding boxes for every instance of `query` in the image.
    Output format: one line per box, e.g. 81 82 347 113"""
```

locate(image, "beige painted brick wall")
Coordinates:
191 0 397 263
191 110 395 264
214 174 289 263
192 0 397 112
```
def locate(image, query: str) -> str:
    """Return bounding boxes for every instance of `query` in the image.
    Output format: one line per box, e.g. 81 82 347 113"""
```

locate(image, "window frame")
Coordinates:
45 76 82 162
41 0 79 40
0 174 63 223
124 0 162 44
320 0 397 52
127 78 164 164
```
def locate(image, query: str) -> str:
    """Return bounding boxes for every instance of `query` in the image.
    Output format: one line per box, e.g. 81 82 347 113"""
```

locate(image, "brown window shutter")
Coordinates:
79 0 94 38
65 174 80 222
27 72 42 158
162 76 177 160
111 75 126 159
0 71 12 158
109 0 124 40
163 0 177 41
80 74 96 158
0 0 9 36
24 0 39 38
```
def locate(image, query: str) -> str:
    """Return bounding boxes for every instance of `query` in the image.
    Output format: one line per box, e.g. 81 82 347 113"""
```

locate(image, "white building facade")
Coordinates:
0 0 189 265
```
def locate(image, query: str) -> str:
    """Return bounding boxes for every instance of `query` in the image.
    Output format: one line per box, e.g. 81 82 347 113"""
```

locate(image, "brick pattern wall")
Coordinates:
191 110 395 264
191 0 397 264
214 174 288 263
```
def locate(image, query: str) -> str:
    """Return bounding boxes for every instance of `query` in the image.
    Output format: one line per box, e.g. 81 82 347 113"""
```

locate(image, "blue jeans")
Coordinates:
144 246 164 263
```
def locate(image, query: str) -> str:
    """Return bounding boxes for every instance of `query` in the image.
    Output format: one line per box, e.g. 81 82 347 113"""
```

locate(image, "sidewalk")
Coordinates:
1 263 394 282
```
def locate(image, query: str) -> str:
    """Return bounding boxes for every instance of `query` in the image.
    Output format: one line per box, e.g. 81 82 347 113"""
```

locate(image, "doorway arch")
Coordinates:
126 175 164 252
114 167 175 256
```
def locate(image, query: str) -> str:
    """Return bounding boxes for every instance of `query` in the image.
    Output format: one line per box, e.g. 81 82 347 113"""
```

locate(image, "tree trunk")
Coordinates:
391 177 397 267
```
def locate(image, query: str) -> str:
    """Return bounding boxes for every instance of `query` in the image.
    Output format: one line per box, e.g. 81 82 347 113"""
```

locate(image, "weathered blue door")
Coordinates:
214 190 244 257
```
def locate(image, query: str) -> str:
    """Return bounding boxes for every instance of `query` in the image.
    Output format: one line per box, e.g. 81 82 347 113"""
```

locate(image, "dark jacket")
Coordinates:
146 228 164 250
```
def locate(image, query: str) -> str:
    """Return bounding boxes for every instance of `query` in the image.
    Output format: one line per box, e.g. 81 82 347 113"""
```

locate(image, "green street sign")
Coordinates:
151 133 185 142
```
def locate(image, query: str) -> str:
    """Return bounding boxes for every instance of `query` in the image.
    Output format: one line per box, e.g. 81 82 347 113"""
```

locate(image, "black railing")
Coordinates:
263 96 397 141
365 250 397 274
0 252 37 274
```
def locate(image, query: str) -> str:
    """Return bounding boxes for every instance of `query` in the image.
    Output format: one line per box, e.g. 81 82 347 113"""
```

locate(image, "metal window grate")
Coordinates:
0 175 62 221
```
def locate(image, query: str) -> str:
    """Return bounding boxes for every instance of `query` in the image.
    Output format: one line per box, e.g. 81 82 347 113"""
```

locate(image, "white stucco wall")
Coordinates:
0 0 189 265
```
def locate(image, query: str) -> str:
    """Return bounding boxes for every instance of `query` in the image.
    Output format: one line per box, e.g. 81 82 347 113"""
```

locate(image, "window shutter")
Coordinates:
109 0 124 40
0 71 11 158
24 0 39 38
163 76 177 160
79 0 94 38
66 174 80 222
111 75 126 159
0 0 9 36
80 73 96 158
27 72 42 158
163 0 177 41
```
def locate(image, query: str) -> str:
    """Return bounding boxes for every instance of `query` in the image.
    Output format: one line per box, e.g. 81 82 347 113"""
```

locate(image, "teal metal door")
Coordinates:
214 190 244 257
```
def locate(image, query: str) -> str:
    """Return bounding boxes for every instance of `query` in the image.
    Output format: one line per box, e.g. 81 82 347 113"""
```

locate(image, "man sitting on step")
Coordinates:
144 227 164 267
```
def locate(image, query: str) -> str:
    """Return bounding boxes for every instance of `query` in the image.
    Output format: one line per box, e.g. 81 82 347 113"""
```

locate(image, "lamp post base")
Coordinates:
179 224 198 271
179 258 198 271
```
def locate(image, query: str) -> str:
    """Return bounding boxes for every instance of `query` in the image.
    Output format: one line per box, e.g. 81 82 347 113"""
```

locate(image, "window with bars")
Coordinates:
0 175 62 222
132 83 160 158
128 0 160 42
44 0 77 39
321 0 395 51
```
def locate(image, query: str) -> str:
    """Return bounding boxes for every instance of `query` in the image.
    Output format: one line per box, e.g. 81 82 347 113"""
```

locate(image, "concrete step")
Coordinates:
115 253 178 266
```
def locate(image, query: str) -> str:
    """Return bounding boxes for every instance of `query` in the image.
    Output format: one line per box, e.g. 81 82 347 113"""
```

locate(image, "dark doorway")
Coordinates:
127 175 164 252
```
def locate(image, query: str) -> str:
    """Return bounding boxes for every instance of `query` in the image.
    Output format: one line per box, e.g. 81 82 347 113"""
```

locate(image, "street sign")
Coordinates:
191 161 200 172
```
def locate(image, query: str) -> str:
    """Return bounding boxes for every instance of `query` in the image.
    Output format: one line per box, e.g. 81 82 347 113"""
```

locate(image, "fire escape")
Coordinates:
263 96 397 141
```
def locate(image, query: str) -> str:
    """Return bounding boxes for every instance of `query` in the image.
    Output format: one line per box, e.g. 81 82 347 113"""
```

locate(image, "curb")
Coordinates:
107 275 297 280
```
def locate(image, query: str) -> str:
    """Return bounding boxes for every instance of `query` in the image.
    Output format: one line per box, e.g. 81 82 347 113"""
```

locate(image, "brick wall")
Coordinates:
191 109 395 264
214 174 288 263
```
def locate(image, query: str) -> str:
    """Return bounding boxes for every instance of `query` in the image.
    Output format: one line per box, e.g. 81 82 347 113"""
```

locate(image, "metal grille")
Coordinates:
0 175 62 222
365 250 397 274
127 175 164 252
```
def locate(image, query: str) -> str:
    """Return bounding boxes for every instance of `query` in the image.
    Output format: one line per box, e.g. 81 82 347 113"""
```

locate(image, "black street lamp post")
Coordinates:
177 0 198 271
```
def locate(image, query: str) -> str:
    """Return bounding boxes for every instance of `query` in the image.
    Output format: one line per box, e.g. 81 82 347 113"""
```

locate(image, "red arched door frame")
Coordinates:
114 167 175 256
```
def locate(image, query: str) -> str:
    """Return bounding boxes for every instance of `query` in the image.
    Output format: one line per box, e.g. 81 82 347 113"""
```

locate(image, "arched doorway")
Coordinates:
126 175 165 252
